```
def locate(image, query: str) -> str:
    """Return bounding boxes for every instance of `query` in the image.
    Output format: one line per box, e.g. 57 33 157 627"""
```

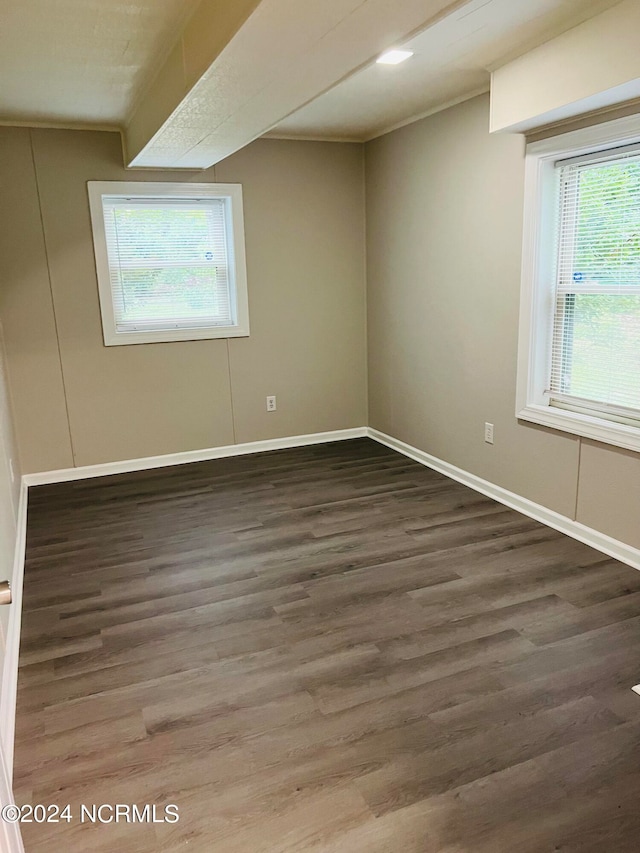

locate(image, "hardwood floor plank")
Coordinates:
13 438 640 852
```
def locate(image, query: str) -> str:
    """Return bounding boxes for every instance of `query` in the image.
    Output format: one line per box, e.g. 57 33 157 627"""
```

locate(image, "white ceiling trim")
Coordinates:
0 119 121 134
264 133 365 144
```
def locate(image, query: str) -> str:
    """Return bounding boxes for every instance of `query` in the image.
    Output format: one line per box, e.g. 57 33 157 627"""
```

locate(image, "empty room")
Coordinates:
1 0 640 850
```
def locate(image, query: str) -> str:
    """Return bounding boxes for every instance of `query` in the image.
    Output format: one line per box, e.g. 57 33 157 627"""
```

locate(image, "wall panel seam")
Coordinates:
574 436 583 521
225 338 238 444
28 130 76 466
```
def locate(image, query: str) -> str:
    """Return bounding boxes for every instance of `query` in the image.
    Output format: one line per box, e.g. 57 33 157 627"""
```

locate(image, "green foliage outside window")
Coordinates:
559 159 640 409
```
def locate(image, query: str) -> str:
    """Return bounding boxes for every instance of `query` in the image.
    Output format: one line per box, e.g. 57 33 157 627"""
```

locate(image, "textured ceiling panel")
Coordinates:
0 0 200 126
269 0 624 141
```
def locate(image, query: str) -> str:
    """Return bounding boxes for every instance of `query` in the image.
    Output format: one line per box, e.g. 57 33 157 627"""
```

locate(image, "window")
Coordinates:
517 115 640 452
88 182 249 345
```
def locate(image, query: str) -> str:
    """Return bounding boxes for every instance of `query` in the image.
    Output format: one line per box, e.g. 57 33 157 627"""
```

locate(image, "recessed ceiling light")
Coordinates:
376 49 414 65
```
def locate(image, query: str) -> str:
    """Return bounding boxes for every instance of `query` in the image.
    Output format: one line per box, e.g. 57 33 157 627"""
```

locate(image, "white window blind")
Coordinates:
550 150 640 424
101 196 234 333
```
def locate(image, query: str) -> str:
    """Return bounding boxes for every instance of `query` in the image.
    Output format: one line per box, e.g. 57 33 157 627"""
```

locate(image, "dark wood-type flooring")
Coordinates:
12 438 640 852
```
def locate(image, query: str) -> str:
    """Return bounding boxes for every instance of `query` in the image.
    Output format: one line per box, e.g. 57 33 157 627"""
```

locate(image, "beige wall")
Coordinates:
0 129 367 472
365 93 640 550
1 96 638 554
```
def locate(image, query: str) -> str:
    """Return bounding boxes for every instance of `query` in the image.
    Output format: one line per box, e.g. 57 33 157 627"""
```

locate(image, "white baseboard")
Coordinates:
1 480 28 780
368 428 640 572
23 427 368 487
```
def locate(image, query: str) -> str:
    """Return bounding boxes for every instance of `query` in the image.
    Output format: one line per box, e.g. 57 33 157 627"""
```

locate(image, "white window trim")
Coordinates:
88 181 250 346
516 113 640 453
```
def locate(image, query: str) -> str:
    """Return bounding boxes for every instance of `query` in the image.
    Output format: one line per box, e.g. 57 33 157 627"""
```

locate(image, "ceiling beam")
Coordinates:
124 0 262 165
124 0 472 169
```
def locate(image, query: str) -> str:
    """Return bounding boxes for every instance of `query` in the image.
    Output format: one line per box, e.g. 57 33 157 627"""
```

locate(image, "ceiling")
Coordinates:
0 0 200 127
0 0 625 164
268 0 623 142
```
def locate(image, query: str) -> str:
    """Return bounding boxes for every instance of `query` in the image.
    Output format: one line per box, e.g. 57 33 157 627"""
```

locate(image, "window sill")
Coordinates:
517 403 640 453
103 324 250 346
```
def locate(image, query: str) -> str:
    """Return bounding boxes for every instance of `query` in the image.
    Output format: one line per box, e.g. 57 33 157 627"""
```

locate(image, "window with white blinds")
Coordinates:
88 182 249 346
517 117 640 452
550 150 640 425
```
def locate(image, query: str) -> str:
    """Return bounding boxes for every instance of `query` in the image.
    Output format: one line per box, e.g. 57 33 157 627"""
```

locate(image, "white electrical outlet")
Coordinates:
484 422 494 445
266 395 277 412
